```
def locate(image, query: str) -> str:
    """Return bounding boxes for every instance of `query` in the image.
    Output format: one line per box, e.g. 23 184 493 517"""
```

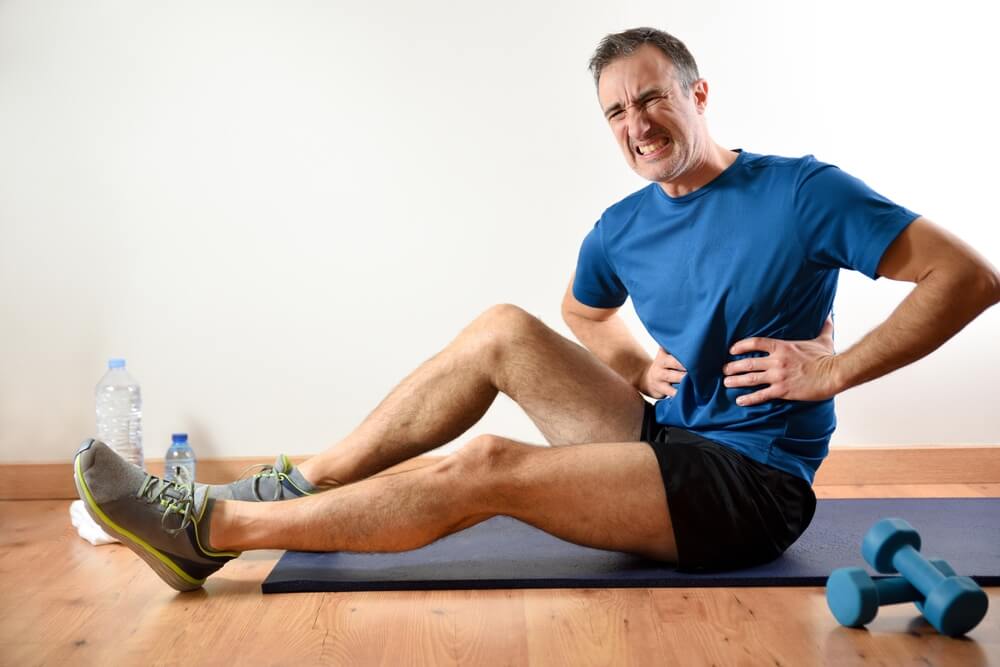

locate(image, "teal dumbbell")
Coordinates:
862 518 989 636
826 559 955 628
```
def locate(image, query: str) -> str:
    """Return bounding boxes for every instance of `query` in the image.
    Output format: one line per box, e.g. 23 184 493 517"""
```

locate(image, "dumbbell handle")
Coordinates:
893 545 947 596
875 558 954 606
874 576 923 606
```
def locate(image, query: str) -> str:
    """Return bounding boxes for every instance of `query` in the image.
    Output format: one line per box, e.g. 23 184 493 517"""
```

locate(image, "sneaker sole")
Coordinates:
73 452 208 592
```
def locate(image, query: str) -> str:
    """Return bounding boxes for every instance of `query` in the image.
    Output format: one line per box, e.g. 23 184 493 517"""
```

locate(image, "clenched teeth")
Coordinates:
637 139 669 155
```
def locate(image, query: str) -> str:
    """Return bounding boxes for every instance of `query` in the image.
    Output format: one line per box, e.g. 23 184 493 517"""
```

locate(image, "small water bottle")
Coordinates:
95 358 144 468
165 433 196 484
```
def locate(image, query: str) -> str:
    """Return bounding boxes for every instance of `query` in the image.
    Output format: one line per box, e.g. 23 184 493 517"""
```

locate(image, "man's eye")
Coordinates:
608 110 624 121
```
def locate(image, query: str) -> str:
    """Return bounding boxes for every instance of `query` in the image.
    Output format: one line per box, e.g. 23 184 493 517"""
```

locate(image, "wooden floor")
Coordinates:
2 485 998 666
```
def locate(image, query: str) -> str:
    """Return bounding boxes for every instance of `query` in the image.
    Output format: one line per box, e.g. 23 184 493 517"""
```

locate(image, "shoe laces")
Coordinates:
136 474 196 536
233 463 287 502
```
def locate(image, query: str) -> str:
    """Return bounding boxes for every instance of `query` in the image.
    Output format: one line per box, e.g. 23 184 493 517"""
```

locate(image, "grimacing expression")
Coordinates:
597 44 707 185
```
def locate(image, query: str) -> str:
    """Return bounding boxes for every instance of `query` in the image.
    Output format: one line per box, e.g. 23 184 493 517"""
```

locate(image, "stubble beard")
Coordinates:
641 139 690 184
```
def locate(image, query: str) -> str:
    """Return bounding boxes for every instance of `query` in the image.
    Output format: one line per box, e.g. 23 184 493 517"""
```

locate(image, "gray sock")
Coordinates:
208 454 323 502
286 464 319 494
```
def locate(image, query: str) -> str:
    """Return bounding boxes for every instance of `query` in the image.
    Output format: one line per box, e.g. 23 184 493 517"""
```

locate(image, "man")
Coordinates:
74 28 999 591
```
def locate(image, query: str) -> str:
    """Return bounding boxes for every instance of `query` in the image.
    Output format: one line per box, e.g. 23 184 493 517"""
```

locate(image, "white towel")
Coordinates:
70 499 119 546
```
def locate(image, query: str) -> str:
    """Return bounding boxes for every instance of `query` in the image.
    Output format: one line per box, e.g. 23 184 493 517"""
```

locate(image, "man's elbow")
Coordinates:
930 261 1000 314
985 267 1000 307
561 308 581 329
965 264 1000 310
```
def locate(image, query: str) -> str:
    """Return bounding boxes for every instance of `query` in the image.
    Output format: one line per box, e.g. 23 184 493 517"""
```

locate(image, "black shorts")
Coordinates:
640 401 817 572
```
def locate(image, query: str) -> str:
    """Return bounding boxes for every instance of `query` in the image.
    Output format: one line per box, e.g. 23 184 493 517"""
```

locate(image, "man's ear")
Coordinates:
692 78 709 114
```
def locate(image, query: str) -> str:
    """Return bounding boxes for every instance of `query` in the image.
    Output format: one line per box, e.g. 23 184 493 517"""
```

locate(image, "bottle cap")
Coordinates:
171 433 188 443
108 358 126 369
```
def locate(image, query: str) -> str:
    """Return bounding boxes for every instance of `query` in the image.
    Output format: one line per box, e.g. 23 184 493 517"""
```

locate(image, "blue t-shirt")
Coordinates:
572 150 919 483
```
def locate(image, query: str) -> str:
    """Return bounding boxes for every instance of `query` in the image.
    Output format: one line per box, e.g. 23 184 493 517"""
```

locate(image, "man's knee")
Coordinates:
445 434 525 477
462 303 544 358
476 303 542 337
479 302 532 324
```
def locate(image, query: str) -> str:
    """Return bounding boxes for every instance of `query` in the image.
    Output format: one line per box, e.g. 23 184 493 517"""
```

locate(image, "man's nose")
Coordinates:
627 108 653 143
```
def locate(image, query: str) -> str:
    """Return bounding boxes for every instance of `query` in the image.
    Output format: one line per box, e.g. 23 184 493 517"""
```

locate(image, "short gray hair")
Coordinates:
588 27 700 93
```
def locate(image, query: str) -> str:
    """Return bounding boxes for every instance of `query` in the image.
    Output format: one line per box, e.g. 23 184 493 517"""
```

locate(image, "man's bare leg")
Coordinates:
297 304 647 487
212 434 676 562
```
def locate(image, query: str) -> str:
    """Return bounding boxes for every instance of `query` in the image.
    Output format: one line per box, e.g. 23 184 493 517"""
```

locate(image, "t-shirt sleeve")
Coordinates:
794 158 920 279
572 219 629 308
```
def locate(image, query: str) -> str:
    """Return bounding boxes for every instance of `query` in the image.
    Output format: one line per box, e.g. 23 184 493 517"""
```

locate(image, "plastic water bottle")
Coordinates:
95 358 144 468
164 433 196 484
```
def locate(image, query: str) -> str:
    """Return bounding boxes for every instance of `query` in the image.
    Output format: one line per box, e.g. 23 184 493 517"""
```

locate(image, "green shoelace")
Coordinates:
248 465 288 502
227 462 292 501
136 474 196 536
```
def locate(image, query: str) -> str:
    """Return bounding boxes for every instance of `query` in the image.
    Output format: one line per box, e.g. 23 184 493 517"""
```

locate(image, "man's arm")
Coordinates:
832 216 1000 391
561 276 653 390
723 217 1000 405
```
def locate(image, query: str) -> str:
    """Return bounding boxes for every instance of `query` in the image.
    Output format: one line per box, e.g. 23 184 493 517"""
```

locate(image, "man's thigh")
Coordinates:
458 436 675 562
465 304 647 446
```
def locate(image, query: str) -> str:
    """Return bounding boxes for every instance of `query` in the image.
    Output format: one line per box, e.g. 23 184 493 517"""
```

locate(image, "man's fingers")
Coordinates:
724 371 767 388
723 356 774 376
729 337 775 356
662 355 687 371
650 381 680 398
660 356 687 371
723 357 753 375
663 370 686 384
735 387 777 407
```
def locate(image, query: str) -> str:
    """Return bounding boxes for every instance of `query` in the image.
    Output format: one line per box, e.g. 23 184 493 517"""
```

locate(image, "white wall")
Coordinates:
1 0 997 463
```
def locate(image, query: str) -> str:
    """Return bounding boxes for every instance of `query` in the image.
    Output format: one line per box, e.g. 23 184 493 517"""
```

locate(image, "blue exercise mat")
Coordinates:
261 498 1000 593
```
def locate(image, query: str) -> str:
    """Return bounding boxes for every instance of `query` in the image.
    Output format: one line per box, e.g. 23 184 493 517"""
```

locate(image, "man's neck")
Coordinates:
658 144 740 198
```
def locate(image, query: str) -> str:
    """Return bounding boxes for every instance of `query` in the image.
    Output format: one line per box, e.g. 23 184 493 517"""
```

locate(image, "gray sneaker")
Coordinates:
209 454 320 502
73 439 239 592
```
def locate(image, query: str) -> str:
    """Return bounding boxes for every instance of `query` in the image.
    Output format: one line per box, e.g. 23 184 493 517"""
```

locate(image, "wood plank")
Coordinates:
314 589 531 665
815 483 1000 499
813 445 1000 485
523 588 663 666
648 586 1000 665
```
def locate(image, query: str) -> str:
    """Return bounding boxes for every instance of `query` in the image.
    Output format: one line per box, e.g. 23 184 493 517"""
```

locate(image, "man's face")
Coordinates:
597 44 706 184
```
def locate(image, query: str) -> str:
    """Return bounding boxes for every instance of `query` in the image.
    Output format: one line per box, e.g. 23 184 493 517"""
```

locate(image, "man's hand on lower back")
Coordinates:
722 317 841 406
639 347 687 398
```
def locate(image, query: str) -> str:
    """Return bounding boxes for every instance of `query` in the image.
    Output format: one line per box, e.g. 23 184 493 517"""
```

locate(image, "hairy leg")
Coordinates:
212 434 675 562
298 304 647 487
